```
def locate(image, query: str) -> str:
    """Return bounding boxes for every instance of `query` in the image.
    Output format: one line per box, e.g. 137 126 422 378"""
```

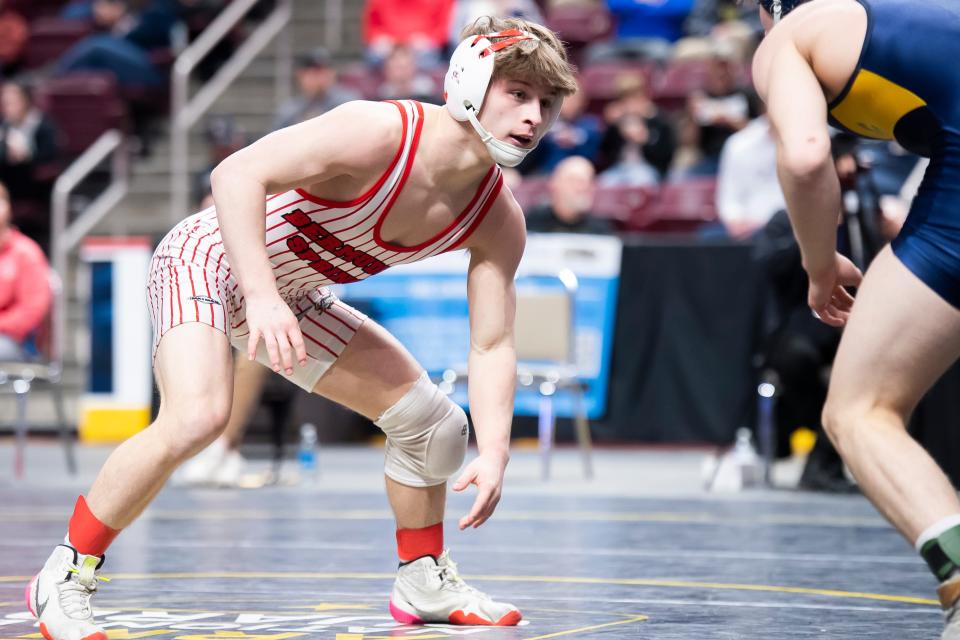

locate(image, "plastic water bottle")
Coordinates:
731 427 764 487
297 423 319 483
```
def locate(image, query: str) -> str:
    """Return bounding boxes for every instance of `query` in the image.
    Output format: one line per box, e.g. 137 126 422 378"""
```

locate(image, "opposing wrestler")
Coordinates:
752 0 960 636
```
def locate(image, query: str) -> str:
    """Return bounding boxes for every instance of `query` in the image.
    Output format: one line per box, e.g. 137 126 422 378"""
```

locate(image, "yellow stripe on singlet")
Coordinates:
830 68 926 139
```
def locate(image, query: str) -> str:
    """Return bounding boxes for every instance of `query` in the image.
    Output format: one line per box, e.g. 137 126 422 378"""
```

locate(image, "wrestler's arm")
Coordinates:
755 39 861 325
209 101 398 371
452 192 526 529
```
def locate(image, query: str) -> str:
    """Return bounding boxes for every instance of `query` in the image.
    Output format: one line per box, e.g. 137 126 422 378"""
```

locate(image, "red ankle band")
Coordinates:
396 522 443 562
68 496 119 556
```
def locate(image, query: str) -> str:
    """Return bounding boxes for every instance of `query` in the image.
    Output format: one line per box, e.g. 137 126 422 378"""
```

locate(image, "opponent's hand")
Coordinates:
452 451 508 530
244 294 307 375
807 253 863 327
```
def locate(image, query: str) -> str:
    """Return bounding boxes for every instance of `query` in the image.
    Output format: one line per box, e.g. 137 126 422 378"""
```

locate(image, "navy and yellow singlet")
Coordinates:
826 0 960 307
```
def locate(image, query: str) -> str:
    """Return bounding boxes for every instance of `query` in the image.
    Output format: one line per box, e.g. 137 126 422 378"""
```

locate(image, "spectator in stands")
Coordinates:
0 181 51 361
56 0 178 88
684 0 759 37
0 1 28 77
683 41 757 176
363 0 453 67
0 82 60 202
272 48 359 131
606 0 695 43
520 85 603 176
598 74 674 178
377 45 438 103
597 73 676 176
666 111 703 178
715 111 785 239
195 115 247 206
449 0 543 49
526 156 613 234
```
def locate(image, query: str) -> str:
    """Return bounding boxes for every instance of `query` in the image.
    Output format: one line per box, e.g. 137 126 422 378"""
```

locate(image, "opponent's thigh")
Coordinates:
826 246 960 418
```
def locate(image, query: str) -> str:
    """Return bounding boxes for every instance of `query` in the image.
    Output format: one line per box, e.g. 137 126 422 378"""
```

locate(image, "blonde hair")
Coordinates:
458 16 578 97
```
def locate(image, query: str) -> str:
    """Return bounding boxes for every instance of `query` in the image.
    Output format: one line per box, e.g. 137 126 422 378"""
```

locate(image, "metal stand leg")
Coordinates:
13 379 30 479
756 371 779 487
538 394 554 481
53 384 76 475
573 387 593 480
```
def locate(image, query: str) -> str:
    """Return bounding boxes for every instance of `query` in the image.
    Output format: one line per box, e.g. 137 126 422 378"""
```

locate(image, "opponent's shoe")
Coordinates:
940 576 960 639
26 544 108 640
177 438 226 486
389 549 521 626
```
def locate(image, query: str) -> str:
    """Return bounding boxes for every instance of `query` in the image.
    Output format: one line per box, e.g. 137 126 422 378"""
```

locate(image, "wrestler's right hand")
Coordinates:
244 294 307 375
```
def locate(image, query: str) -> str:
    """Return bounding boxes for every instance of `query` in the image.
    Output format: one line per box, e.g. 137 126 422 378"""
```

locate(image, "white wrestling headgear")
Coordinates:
444 29 563 167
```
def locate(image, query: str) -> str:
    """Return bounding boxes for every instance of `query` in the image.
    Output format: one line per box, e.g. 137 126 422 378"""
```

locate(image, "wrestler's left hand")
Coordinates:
807 252 863 327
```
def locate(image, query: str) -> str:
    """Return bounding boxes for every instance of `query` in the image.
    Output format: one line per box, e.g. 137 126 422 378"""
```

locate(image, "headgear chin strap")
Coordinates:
444 29 562 167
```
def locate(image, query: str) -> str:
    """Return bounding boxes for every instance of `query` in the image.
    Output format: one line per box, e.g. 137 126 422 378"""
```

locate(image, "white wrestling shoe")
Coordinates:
389 549 521 626
940 576 960 639
26 544 108 640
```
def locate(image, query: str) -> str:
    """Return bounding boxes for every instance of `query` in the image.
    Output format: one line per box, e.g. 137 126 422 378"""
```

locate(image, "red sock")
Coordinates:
396 522 443 563
67 496 120 557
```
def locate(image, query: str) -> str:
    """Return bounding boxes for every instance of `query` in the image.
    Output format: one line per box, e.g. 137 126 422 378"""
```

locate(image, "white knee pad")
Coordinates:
375 372 469 487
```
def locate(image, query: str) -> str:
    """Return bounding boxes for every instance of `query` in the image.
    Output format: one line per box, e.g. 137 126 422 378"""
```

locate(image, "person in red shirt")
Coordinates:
0 181 51 361
363 0 453 66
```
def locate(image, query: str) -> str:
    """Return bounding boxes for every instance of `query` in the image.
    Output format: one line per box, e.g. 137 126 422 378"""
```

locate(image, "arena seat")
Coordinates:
7 0 68 21
592 184 658 228
35 73 129 159
511 175 551 211
578 61 657 114
643 177 718 231
23 18 93 70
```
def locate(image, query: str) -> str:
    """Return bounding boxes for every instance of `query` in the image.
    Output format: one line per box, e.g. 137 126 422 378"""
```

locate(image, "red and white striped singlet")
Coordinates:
147 100 503 389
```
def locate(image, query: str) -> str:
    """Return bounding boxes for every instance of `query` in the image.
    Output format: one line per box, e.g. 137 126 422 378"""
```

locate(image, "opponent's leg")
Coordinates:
309 312 519 626
27 322 234 640
821 247 960 634
179 354 268 486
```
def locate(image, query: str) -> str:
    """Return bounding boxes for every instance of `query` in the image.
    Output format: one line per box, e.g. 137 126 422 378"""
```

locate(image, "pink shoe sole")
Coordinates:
389 599 424 625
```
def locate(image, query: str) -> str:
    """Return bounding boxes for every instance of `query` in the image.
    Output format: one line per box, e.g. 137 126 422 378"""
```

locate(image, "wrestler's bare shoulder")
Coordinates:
464 183 526 257
753 0 866 100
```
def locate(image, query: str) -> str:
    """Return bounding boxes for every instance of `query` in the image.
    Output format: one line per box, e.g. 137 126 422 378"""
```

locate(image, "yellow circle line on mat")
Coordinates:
0 572 938 606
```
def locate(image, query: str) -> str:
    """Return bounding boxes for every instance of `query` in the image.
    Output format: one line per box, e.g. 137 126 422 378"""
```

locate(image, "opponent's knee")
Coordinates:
376 372 469 487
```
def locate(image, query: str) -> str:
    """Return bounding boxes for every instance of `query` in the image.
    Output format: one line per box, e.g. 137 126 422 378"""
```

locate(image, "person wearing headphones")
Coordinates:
752 1 960 636
26 16 577 639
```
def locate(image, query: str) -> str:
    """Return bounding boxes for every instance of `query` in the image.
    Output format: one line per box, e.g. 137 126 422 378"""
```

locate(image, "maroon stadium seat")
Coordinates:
651 60 714 110
578 62 657 114
338 63 381 100
511 176 551 211
24 18 93 70
644 178 718 231
546 5 614 46
7 0 68 21
592 184 658 228
35 73 128 159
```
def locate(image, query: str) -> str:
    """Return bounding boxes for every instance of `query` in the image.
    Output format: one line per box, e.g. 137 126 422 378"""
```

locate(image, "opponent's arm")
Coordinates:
209 101 397 372
452 194 526 529
756 41 862 325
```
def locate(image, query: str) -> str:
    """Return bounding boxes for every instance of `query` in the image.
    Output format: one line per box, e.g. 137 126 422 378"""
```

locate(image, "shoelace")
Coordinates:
433 551 486 599
60 559 110 620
